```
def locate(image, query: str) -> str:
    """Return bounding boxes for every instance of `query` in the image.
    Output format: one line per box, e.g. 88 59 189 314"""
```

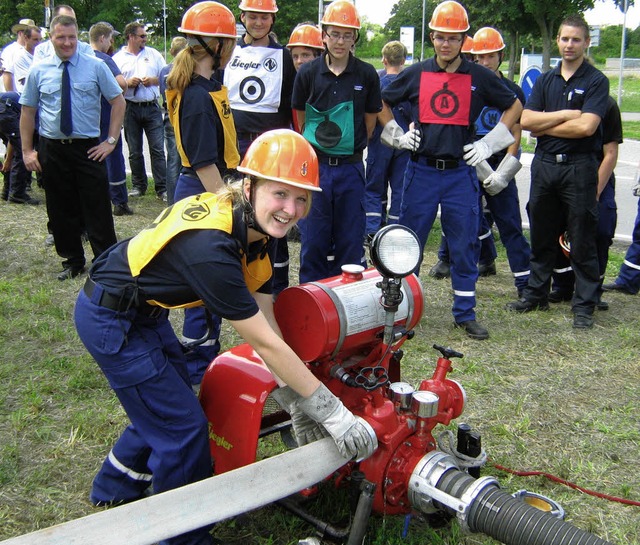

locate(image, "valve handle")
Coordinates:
433 344 464 360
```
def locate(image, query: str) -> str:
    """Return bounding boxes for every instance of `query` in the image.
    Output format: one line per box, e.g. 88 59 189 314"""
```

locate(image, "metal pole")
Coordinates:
163 0 167 59
618 0 629 107
421 0 426 61
318 0 324 25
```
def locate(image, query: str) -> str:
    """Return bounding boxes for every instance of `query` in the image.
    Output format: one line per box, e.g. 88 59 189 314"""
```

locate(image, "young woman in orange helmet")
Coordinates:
75 128 377 545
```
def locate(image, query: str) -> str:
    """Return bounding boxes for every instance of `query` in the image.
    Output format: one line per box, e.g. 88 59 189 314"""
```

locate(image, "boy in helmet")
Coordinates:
292 0 382 283
287 23 323 73
77 129 377 545
223 0 296 297
431 27 531 298
379 1 522 340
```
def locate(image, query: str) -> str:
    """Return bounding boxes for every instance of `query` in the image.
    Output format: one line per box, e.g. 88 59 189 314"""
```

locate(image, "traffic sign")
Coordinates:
519 65 542 102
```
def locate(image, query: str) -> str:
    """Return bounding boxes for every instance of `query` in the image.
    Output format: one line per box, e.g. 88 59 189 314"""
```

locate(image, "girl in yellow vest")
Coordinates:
74 129 376 545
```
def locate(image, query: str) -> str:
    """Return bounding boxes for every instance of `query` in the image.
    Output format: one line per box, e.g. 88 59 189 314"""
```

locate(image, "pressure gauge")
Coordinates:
389 382 415 410
411 391 440 418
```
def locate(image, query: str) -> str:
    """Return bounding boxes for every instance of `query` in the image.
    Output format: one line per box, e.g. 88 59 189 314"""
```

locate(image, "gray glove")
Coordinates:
380 119 420 151
475 160 494 183
463 122 515 166
271 386 329 446
297 383 378 460
482 153 522 196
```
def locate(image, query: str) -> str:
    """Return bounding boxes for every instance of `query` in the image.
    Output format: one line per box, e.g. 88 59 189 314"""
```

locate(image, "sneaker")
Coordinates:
128 188 145 197
505 298 550 313
156 190 167 202
45 233 55 246
454 320 489 340
478 261 496 277
548 290 572 303
602 282 636 295
429 260 451 279
113 203 134 216
573 313 594 329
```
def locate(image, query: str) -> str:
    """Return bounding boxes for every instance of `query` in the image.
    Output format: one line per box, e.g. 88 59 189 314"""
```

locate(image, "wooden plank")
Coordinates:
1 438 347 545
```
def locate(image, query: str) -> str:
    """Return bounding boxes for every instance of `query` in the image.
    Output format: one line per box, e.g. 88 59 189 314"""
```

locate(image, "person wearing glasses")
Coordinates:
292 0 382 283
379 1 522 340
113 22 168 200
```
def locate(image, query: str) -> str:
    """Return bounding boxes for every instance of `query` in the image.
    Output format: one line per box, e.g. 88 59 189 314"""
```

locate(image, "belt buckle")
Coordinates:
435 158 446 170
555 154 567 163
329 157 339 166
60 138 73 144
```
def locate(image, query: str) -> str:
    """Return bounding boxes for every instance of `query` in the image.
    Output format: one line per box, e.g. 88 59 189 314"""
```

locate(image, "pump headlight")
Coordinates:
369 225 421 278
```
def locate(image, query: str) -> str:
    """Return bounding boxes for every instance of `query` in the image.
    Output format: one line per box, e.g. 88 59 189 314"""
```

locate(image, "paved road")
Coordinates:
516 136 638 242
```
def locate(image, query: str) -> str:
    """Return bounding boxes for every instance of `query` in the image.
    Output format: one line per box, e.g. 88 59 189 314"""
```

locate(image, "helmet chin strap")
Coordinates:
243 180 269 236
194 35 223 71
241 14 275 45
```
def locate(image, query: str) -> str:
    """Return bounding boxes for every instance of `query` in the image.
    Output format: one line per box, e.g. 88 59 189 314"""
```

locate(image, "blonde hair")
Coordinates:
382 40 407 67
166 36 236 93
170 36 188 57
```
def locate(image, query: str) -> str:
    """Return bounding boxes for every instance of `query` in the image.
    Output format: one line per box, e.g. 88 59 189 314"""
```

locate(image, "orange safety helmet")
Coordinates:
461 35 474 53
238 129 321 192
287 24 323 50
559 231 571 258
428 1 470 33
238 0 278 13
321 0 361 30
471 27 506 54
178 1 237 38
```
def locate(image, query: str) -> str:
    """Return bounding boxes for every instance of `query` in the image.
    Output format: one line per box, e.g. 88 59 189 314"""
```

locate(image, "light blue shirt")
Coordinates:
20 48 122 139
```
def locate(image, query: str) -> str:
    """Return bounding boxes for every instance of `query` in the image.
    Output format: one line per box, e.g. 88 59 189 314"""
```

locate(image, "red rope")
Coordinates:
491 463 640 507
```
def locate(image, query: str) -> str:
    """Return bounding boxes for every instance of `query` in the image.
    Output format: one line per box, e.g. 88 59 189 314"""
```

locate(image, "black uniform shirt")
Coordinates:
525 60 609 155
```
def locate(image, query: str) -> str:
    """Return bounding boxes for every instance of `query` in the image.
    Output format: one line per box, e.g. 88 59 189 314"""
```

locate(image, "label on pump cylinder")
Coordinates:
332 277 410 335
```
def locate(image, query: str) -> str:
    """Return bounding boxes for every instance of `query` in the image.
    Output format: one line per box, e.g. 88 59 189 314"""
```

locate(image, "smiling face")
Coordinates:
51 23 78 61
245 179 310 240
241 12 273 42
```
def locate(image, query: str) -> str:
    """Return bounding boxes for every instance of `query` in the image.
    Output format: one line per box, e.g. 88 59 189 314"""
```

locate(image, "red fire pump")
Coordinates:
199 225 613 545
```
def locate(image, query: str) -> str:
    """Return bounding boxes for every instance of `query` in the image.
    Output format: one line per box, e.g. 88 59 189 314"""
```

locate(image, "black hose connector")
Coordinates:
409 451 614 545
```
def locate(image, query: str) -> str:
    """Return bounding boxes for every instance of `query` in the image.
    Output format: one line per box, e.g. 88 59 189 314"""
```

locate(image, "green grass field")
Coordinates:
0 189 638 545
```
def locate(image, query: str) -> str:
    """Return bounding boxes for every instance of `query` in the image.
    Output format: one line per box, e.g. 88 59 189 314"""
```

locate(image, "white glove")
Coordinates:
297 383 378 460
482 153 522 196
271 386 329 446
475 160 494 183
633 184 640 197
463 122 515 166
380 119 420 151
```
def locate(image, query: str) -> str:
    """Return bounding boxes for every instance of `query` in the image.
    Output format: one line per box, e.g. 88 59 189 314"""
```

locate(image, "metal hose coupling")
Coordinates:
408 451 614 545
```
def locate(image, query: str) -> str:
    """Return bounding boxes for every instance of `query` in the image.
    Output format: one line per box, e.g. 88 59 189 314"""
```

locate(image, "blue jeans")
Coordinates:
164 112 180 206
123 101 166 195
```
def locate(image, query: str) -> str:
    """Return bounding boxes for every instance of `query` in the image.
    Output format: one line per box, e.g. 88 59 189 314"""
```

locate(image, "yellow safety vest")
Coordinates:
127 193 272 309
166 85 240 170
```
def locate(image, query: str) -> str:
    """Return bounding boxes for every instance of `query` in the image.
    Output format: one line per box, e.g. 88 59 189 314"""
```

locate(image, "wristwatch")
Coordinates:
106 136 117 145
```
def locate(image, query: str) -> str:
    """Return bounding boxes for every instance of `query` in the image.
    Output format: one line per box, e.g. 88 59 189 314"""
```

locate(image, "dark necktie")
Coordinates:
60 60 73 136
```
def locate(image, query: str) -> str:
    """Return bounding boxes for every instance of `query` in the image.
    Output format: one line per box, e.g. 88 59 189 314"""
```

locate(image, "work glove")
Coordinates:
380 119 421 152
297 383 378 460
475 160 494 183
463 122 515 166
482 153 522 196
271 386 329 446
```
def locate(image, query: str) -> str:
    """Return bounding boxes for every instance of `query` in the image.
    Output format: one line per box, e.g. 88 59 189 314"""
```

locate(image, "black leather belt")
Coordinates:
83 277 163 317
536 151 593 164
126 100 158 107
42 137 99 145
412 155 460 170
318 152 363 166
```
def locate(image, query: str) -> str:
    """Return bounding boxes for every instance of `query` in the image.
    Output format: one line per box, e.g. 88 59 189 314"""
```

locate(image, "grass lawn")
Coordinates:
0 188 638 545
